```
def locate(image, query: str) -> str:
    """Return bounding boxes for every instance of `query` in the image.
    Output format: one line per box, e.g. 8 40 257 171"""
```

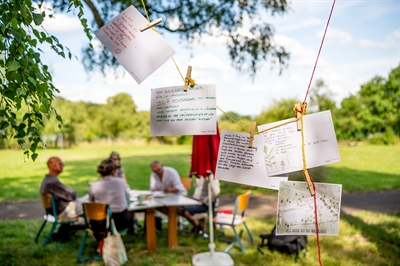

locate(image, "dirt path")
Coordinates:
1 190 399 221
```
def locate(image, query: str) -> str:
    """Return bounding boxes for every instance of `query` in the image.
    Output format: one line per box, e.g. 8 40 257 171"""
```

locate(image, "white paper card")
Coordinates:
215 130 288 190
258 110 340 176
276 181 342 236
94 5 176 84
150 84 217 136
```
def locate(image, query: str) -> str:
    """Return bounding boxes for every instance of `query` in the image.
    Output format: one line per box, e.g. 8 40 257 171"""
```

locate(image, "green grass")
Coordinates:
1 143 399 201
326 144 400 191
1 143 399 265
0 210 399 265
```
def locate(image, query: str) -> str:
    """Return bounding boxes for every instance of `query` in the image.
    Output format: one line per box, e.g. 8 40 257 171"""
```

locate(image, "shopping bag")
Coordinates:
102 219 128 266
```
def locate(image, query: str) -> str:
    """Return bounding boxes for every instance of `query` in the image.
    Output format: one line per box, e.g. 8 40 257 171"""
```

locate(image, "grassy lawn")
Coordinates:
0 143 399 265
0 211 399 266
1 143 399 201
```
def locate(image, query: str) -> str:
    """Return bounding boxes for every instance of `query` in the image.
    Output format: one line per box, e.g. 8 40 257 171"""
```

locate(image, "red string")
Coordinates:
303 0 337 104
311 177 323 266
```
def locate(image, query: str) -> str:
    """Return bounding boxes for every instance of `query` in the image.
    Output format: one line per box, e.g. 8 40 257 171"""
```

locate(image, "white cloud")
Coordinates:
43 14 81 33
359 30 399 49
317 28 353 44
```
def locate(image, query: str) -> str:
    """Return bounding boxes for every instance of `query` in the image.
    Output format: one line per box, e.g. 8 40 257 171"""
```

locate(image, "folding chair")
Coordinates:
180 177 194 196
77 202 128 263
34 193 79 247
77 202 109 263
213 191 254 253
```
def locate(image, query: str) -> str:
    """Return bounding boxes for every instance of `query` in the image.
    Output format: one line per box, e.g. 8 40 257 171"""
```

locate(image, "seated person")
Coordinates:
110 151 141 228
40 156 84 241
150 160 186 194
178 174 220 234
150 160 186 231
89 158 133 240
109 151 129 187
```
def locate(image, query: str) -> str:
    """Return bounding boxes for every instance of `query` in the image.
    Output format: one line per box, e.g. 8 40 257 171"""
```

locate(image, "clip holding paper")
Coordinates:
249 121 256 147
183 66 195 92
303 169 315 196
140 18 163 32
294 103 302 131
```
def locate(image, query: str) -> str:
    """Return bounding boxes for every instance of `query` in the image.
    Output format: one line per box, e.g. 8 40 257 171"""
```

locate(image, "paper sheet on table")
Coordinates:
94 5 176 84
258 110 340 176
276 181 342 236
215 130 288 190
150 84 217 136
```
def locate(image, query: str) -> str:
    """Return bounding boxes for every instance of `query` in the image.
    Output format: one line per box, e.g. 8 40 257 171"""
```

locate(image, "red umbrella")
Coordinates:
190 126 220 178
190 125 233 264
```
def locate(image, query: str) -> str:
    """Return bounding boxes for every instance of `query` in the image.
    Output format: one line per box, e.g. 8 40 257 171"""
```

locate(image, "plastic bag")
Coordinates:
102 219 128 266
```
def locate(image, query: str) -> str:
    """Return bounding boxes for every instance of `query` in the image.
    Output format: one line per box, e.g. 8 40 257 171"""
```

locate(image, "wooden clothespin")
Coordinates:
184 66 195 92
303 169 315 196
140 18 163 32
249 121 256 147
294 103 302 131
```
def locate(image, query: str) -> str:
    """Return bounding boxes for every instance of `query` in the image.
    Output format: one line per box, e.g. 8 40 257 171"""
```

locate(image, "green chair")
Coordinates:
77 202 128 263
213 191 254 253
34 193 79 247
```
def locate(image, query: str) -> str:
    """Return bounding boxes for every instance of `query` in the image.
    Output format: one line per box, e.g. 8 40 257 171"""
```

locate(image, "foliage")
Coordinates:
99 93 137 138
309 78 337 113
0 0 91 160
254 98 298 125
336 65 400 142
57 0 291 78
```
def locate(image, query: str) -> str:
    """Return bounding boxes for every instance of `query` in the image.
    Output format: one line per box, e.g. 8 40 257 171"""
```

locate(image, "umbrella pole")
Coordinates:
207 176 215 256
191 176 234 266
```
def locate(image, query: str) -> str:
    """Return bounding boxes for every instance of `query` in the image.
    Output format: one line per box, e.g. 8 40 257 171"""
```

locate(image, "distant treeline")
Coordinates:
1 66 398 149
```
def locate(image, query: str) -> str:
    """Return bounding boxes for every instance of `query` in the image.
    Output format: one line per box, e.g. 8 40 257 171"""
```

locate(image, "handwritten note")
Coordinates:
150 84 217 136
276 181 342 236
258 110 340 176
95 5 176 84
215 130 288 190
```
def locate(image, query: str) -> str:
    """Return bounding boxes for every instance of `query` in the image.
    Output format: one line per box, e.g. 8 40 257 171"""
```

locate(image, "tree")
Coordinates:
309 79 337 113
336 65 400 142
255 98 298 125
100 93 137 138
0 0 91 160
53 0 290 77
2 0 290 160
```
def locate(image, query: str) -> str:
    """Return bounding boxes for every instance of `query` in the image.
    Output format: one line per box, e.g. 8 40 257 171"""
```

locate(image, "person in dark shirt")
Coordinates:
40 156 83 241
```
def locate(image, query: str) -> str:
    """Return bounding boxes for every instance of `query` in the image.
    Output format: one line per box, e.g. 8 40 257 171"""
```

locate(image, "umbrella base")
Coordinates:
192 252 234 266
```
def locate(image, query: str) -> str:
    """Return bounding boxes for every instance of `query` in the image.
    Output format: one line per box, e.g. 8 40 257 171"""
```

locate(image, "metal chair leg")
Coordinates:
35 220 47 244
43 222 58 247
243 221 254 244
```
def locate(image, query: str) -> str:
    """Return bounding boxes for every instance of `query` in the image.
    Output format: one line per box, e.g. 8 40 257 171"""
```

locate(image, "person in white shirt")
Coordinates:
178 174 220 234
150 160 186 194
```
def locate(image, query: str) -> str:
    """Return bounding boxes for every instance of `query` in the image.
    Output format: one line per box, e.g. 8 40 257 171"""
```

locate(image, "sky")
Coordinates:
39 0 399 117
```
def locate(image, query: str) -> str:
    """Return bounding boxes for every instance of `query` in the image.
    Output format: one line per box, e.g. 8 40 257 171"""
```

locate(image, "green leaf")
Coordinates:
27 77 37 85
32 153 38 161
56 114 63 123
32 13 44 26
7 60 20 71
30 142 37 153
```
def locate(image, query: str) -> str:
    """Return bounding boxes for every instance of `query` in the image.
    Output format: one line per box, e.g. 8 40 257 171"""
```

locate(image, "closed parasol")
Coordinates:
190 127 220 178
190 125 234 266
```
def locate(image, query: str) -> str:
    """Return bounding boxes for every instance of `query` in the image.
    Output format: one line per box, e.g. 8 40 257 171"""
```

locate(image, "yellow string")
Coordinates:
185 77 196 86
300 103 308 171
257 118 297 134
141 0 150 21
140 0 185 81
171 57 185 82
216 106 248 132
300 114 307 171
